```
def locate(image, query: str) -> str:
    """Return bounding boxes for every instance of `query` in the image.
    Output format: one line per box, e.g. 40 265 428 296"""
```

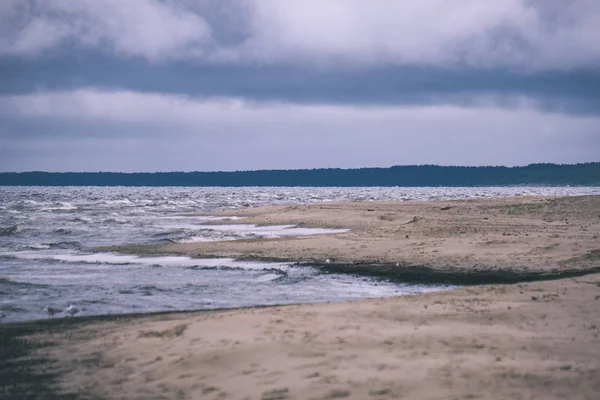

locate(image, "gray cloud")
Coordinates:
1 55 599 117
2 0 600 70
1 1 599 172
1 89 599 171
1 0 212 59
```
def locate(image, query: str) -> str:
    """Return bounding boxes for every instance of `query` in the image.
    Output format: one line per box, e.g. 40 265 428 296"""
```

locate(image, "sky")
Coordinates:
1 0 599 172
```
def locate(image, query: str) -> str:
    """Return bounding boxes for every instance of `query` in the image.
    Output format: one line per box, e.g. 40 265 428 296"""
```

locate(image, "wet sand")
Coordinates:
3 195 600 399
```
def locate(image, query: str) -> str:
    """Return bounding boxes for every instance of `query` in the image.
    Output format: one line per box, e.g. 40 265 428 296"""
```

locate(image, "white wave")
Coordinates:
25 244 51 250
254 273 283 282
161 215 246 221
167 199 197 206
174 230 266 243
40 202 77 211
0 250 293 271
104 199 133 205
186 224 348 236
175 236 236 243
163 222 348 243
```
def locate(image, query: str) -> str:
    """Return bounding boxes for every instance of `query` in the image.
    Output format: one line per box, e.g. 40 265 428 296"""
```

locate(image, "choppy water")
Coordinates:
1 186 598 322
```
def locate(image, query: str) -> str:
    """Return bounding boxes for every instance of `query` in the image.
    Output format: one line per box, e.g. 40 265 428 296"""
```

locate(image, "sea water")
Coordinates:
1 186 598 322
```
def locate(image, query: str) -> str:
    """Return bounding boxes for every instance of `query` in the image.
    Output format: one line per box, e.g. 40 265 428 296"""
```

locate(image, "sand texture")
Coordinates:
5 195 600 399
32 273 600 399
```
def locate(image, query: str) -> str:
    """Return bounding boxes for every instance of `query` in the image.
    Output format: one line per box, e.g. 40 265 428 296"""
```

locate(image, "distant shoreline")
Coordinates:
2 162 600 186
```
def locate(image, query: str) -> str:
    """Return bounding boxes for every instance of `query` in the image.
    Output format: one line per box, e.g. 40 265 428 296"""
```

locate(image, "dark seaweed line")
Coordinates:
308 263 600 285
90 246 600 286
4 260 598 399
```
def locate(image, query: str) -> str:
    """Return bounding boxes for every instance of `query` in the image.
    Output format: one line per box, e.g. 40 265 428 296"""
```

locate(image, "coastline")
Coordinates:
4 195 600 399
102 195 600 277
7 274 600 399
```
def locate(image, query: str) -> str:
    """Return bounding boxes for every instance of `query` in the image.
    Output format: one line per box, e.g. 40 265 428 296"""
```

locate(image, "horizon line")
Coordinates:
2 162 599 174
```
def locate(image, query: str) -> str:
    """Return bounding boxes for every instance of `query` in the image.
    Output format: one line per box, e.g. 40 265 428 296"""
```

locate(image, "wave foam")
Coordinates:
40 203 77 212
174 224 349 243
1 250 294 271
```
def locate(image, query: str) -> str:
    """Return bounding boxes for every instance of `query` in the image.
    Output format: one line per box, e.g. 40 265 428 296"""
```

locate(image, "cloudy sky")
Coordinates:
1 0 599 172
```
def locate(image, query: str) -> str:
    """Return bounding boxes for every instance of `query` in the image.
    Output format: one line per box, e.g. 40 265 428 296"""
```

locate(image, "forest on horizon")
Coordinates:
1 163 599 187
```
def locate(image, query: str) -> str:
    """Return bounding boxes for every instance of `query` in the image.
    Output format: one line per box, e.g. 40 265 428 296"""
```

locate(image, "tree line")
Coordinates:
1 163 599 187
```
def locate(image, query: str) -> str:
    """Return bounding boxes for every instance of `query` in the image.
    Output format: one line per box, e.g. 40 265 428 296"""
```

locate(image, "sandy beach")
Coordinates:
3 195 600 399
110 195 600 274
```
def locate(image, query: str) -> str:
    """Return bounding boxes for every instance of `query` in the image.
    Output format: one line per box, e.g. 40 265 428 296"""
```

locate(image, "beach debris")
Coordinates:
65 304 80 317
261 388 290 400
441 206 452 211
139 323 188 338
325 259 331 264
404 216 422 224
44 306 60 318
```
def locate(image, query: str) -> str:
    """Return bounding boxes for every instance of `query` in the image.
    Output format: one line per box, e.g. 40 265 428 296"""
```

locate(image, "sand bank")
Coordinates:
4 195 600 399
109 195 600 276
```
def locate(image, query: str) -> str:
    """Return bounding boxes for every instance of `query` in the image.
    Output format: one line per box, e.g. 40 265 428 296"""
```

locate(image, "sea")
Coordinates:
1 186 599 323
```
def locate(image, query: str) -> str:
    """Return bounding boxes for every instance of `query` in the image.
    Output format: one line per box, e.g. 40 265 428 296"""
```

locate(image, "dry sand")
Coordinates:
10 196 600 399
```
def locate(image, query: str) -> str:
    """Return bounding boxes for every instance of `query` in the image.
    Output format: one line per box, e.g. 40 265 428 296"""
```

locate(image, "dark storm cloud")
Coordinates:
1 0 600 114
1 55 599 115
